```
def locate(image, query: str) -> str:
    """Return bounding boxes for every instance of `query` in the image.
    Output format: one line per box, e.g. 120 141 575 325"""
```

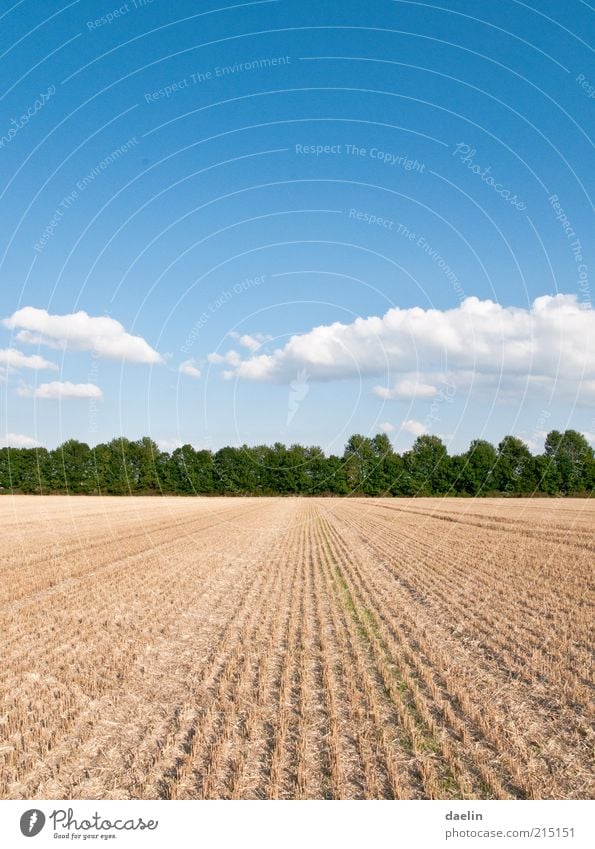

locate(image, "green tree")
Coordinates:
343 434 381 494
458 439 498 495
385 450 407 496
323 454 350 495
303 446 334 494
543 430 594 493
496 436 537 494
91 438 134 494
51 440 94 493
403 435 449 495
0 448 11 491
367 433 394 495
213 446 256 494
128 437 162 492
4 447 51 493
1 430 593 498
168 445 214 493
264 442 294 493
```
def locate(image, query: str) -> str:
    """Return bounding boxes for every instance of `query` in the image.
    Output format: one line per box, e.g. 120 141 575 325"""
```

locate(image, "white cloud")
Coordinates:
0 347 57 371
208 350 241 367
525 429 549 452
179 359 201 379
0 432 41 448
209 294 595 402
4 307 163 365
18 381 103 400
374 377 439 400
379 422 396 433
157 438 208 452
401 419 428 437
157 438 183 452
229 331 272 352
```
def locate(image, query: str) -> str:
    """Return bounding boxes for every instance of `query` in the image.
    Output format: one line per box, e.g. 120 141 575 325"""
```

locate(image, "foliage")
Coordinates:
0 430 592 496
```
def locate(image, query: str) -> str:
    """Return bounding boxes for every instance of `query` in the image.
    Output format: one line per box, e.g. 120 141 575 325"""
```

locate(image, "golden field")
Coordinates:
0 496 593 800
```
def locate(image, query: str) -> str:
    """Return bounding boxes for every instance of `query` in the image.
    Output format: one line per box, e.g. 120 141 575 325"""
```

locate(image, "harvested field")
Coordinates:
0 496 593 800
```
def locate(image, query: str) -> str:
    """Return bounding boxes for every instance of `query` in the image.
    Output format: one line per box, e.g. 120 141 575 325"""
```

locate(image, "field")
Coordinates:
0 496 593 800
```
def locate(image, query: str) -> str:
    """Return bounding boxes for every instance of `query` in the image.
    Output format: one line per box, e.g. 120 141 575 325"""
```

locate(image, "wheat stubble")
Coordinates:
0 496 592 799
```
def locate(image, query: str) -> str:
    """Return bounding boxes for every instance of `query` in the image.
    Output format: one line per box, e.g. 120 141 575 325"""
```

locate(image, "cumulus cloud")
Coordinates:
229 331 272 352
0 347 57 371
208 350 241 367
0 432 41 448
18 381 103 400
179 359 201 379
401 419 428 437
374 377 439 400
4 307 163 365
379 422 396 433
209 294 595 401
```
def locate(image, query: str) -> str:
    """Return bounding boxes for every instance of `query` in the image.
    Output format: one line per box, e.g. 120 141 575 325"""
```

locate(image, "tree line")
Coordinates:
1 430 593 496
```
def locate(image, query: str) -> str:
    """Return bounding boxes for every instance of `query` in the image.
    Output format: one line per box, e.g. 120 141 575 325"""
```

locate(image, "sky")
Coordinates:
0 0 593 455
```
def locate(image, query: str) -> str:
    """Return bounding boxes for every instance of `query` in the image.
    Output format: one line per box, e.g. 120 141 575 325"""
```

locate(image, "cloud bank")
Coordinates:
209 295 595 401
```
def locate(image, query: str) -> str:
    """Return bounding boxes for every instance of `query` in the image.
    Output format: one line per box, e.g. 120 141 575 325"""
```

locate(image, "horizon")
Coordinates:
1 424 594 458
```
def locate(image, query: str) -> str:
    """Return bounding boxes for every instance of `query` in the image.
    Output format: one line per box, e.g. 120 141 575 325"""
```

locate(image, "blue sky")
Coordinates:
0 0 593 454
